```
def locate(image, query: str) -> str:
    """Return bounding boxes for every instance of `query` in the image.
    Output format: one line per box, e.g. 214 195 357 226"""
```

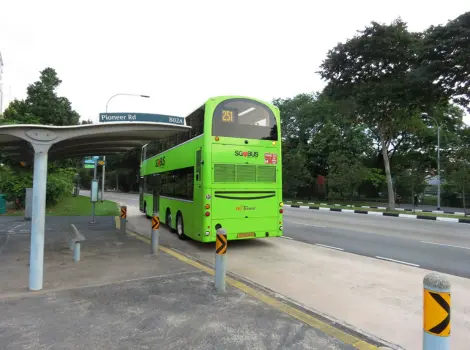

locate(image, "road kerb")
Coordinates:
125 227 393 350
286 205 470 224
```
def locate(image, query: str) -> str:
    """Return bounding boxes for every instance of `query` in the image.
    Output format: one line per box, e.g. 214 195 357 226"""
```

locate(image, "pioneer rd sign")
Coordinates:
99 112 184 125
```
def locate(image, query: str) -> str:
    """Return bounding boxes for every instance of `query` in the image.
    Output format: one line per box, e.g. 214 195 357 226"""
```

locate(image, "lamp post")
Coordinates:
422 112 441 210
101 93 150 201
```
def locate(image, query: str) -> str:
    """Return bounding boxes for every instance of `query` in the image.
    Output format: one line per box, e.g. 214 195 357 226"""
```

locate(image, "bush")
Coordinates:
0 165 75 207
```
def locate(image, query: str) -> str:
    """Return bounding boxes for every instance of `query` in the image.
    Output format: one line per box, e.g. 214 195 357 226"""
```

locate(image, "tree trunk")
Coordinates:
381 138 395 210
462 189 466 216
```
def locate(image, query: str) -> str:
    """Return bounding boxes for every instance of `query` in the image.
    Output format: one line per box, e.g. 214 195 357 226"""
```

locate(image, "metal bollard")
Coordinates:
215 228 227 292
120 206 127 236
423 272 451 350
73 242 81 262
151 215 160 254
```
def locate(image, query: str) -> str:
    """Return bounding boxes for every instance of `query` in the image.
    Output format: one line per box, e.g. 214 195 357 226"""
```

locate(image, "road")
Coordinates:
97 191 470 279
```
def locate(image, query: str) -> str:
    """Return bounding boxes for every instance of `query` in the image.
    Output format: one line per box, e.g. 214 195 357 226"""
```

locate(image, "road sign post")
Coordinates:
215 228 227 292
90 157 99 224
151 215 160 254
423 272 450 350
120 206 127 236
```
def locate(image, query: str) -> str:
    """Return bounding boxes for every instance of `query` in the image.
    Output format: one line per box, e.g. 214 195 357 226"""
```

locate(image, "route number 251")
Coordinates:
222 110 233 122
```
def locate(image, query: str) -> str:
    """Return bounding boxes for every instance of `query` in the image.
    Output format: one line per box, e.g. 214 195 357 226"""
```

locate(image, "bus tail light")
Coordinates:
279 226 283 231
215 136 220 141
279 209 283 214
205 231 210 236
205 211 210 217
279 202 284 207
205 204 210 209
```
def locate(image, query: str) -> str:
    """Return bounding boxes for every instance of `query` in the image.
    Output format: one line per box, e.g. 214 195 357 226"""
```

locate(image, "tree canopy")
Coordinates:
2 68 81 126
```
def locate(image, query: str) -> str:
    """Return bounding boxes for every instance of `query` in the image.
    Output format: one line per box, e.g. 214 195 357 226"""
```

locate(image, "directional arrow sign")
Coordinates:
216 234 227 255
424 290 451 336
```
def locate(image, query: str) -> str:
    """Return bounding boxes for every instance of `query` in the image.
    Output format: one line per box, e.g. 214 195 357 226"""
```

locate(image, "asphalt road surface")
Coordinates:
94 191 470 279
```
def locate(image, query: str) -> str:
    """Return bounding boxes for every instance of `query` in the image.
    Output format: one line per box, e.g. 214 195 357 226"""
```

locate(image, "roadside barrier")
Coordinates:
151 215 160 254
215 228 227 292
423 272 450 350
120 205 127 235
68 224 85 262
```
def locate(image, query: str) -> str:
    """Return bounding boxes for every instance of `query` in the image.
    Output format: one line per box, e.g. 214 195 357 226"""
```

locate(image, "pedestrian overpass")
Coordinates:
0 122 190 291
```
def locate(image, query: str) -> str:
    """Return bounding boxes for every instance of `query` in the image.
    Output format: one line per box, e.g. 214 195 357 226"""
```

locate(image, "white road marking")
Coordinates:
8 223 25 233
375 256 420 267
316 244 344 251
398 214 417 219
280 236 293 240
289 221 326 228
420 241 470 250
436 217 459 222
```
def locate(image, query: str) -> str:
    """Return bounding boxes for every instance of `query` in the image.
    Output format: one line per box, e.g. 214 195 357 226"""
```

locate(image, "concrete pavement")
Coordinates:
106 191 470 350
0 211 384 349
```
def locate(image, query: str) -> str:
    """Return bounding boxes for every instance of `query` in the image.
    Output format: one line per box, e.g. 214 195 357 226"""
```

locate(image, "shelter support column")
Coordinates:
29 144 50 291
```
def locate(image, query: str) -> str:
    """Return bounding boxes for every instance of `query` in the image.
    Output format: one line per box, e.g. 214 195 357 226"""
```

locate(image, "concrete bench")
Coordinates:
67 224 86 262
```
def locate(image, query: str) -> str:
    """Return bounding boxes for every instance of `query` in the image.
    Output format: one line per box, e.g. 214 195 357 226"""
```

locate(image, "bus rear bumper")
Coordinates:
201 217 283 242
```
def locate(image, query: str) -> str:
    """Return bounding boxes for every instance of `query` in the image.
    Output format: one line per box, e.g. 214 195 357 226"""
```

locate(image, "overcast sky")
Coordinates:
1 0 469 123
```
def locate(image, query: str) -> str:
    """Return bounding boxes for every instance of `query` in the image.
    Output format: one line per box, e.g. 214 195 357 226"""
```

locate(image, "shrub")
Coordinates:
0 165 75 207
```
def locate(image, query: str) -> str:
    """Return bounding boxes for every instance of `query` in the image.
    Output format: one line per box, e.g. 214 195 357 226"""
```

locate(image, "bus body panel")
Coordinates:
140 95 283 242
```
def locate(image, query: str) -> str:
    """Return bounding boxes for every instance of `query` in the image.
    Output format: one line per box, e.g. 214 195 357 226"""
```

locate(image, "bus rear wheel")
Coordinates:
166 209 175 232
144 202 151 219
176 213 187 240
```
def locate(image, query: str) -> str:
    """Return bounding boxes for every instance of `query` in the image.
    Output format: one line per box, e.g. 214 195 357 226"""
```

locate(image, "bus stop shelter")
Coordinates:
0 122 190 291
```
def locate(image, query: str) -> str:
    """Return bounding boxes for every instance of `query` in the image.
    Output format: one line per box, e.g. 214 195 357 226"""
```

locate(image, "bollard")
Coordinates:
423 272 451 350
73 242 81 262
151 215 160 254
120 206 127 236
215 228 227 292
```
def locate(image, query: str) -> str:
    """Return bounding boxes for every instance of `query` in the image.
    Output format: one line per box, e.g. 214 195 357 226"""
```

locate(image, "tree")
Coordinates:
318 18 429 209
443 126 470 211
281 143 312 199
419 11 470 111
3 68 80 126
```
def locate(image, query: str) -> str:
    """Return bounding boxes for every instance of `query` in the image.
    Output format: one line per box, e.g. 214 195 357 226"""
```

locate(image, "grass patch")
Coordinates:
285 201 466 219
0 195 119 217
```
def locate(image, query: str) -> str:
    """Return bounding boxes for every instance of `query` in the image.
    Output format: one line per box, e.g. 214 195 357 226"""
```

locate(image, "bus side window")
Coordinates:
195 150 201 182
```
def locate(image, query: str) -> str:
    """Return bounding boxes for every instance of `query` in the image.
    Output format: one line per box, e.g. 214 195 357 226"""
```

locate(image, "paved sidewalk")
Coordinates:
0 216 377 349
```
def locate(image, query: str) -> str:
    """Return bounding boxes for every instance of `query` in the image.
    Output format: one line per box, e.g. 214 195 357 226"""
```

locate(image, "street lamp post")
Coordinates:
101 93 150 202
422 112 441 210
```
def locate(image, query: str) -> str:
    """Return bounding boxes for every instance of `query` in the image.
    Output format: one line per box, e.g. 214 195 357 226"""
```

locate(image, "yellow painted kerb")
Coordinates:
126 230 378 350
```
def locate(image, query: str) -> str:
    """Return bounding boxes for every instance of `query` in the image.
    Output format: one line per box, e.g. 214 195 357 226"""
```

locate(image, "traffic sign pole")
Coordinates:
90 158 98 224
151 215 160 254
120 206 127 236
215 228 227 292
423 272 451 350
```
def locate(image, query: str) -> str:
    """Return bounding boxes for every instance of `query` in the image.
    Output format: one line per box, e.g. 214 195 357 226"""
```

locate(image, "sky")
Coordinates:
1 0 469 123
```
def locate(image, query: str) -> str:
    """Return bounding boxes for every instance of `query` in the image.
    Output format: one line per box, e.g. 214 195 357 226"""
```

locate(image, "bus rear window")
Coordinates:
212 99 278 140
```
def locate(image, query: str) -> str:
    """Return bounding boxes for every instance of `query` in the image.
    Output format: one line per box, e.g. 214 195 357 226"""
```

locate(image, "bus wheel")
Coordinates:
166 209 175 232
176 213 187 240
144 202 151 219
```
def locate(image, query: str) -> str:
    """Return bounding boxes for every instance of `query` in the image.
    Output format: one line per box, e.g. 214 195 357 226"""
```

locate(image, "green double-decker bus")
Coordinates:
139 95 283 242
